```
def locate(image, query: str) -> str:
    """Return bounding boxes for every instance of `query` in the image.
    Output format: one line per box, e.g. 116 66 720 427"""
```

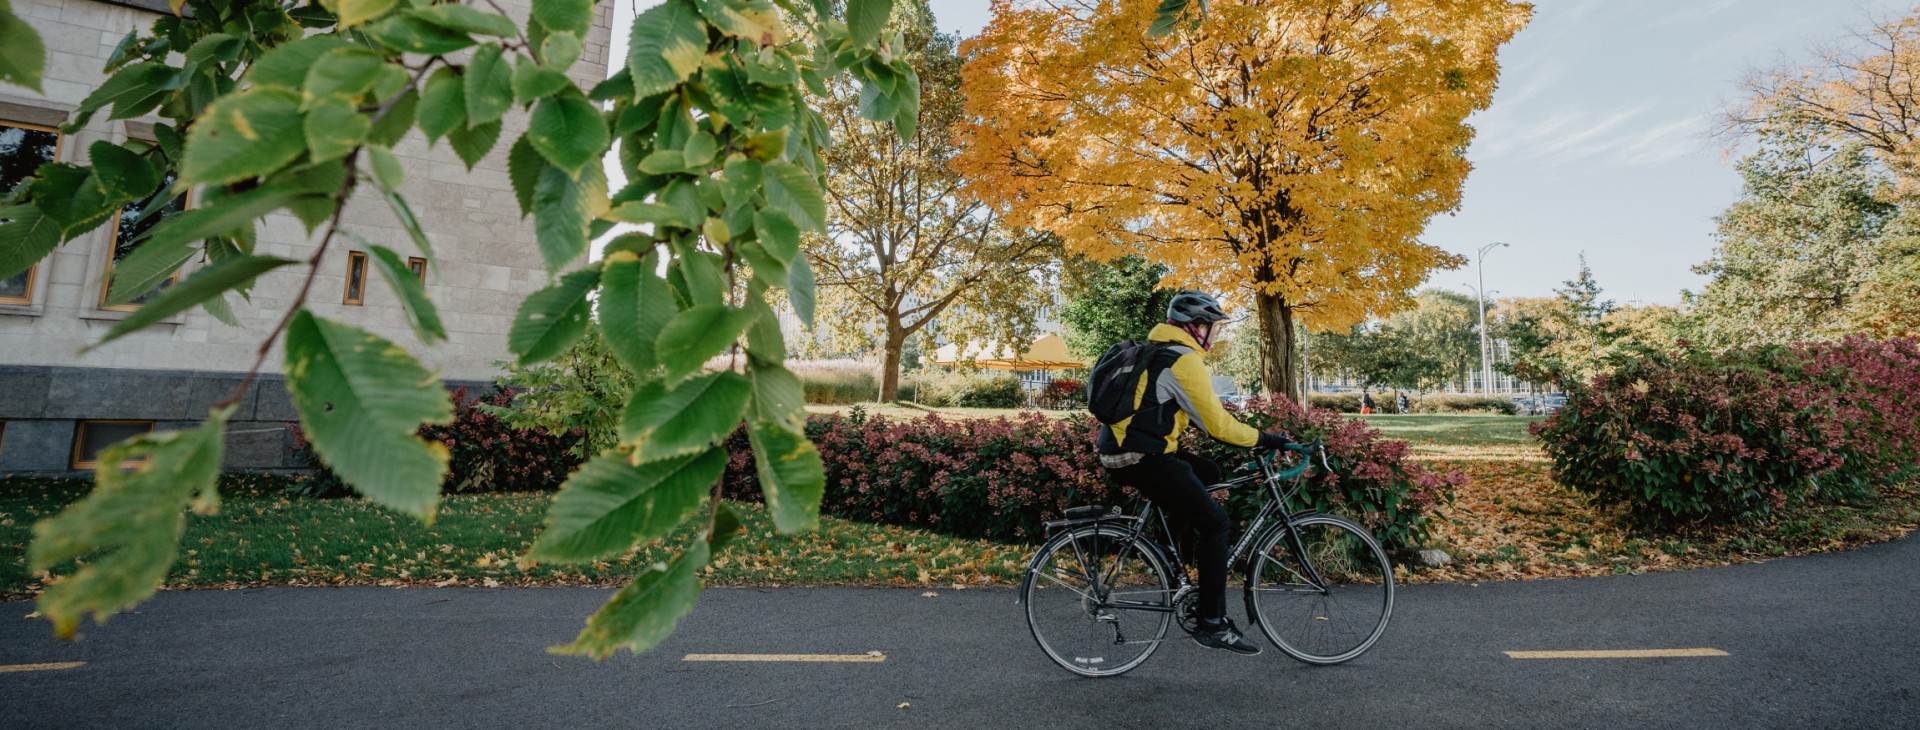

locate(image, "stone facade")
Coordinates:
0 0 614 473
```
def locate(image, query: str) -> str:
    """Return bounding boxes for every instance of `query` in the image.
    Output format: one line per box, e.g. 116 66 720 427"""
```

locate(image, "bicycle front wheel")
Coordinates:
1245 514 1394 665
1022 525 1173 677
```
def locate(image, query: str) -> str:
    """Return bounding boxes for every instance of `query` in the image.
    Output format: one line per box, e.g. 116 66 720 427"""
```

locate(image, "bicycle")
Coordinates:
1018 439 1395 677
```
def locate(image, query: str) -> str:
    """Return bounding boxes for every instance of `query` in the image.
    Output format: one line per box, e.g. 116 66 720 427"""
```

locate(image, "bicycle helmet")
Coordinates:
1166 290 1228 324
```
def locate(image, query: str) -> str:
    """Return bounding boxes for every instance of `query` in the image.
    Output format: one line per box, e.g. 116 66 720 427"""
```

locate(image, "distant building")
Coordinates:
0 1 615 473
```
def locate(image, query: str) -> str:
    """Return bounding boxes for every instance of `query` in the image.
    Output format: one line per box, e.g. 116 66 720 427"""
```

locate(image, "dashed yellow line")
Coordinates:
0 662 85 673
683 653 886 663
1505 648 1728 659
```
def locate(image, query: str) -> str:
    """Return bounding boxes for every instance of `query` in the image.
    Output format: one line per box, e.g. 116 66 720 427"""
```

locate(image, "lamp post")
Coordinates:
1474 242 1510 395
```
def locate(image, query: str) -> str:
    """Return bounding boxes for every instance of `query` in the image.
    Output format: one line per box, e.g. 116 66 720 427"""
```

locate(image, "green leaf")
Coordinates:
96 256 295 348
551 540 708 659
845 0 892 46
418 67 466 143
411 3 519 37
763 161 826 231
180 88 307 186
367 145 405 193
88 142 160 202
742 289 786 363
29 164 117 235
245 36 351 90
367 88 418 147
529 448 727 562
788 255 816 326
304 47 385 104
528 93 609 175
541 31 584 70
512 57 572 104
70 62 180 128
465 45 514 127
628 0 707 98
383 192 438 266
598 250 677 372
107 185 315 305
606 201 699 231
0 207 62 284
620 371 751 462
892 64 921 139
302 96 370 165
637 149 687 175
1147 0 1197 38
507 135 544 215
284 312 453 521
182 33 244 74
30 407 231 639
510 267 600 366
709 501 742 552
753 208 800 264
747 420 824 532
366 244 446 343
364 12 477 55
447 119 502 170
700 0 786 45
749 362 805 428
672 240 726 306
0 0 47 92
533 158 608 271
533 0 595 35
655 304 754 381
335 0 398 28
591 67 635 102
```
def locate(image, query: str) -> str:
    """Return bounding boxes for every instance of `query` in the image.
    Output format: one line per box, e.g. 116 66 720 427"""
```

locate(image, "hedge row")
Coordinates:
1307 392 1518 415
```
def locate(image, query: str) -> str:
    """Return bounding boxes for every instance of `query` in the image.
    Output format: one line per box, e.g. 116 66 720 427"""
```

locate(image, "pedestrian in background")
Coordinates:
1360 391 1374 415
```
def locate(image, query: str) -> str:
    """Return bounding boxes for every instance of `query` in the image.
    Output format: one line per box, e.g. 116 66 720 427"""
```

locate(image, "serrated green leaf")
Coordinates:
510 267 600 365
418 67 465 143
107 185 314 305
530 448 726 562
382 192 438 266
533 158 608 271
364 12 477 55
411 3 518 37
606 200 700 231
366 244 446 343
620 371 751 462
0 206 61 284
182 33 243 74
284 312 452 521
303 96 370 164
447 119 501 170
96 255 295 348
542 30 584 70
598 250 677 372
709 501 742 552
892 64 921 139
857 76 900 121
180 88 307 186
367 87 418 147
512 57 572 104
30 407 231 639
672 240 726 306
70 62 181 128
788 254 816 326
88 142 160 202
763 161 826 231
507 135 543 215
753 208 800 264
335 0 398 28
465 44 513 127
245 36 351 90
592 67 635 102
845 0 892 46
367 145 404 193
701 0 787 45
551 540 707 659
533 0 595 35
749 362 805 428
629 0 707 97
655 304 754 381
747 420 824 532
30 164 117 235
0 0 47 92
528 93 609 175
304 47 385 104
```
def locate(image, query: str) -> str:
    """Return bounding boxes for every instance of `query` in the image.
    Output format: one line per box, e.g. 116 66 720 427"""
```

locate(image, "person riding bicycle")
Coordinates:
1096 290 1291 656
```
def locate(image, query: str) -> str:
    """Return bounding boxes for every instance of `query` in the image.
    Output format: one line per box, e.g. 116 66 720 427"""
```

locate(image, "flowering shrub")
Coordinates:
292 388 583 495
718 399 1457 549
1039 378 1086 408
1534 337 1920 529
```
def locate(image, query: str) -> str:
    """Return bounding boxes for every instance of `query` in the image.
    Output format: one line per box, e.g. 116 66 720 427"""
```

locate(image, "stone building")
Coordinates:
0 0 614 473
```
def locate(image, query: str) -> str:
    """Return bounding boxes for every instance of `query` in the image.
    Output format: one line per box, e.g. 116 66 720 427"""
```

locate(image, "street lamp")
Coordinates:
1473 242 1510 395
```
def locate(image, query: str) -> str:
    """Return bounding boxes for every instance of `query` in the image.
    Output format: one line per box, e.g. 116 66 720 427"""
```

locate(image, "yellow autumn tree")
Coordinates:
955 0 1531 396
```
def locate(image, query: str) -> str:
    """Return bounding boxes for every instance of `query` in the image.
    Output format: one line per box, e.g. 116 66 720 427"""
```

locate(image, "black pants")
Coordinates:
1107 451 1228 620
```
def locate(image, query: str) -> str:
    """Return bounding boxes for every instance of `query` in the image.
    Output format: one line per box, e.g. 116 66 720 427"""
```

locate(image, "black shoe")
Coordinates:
1193 617 1262 656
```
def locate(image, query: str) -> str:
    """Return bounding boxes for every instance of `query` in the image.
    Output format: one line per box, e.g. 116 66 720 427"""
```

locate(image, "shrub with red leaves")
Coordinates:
1534 336 1920 529
291 387 584 496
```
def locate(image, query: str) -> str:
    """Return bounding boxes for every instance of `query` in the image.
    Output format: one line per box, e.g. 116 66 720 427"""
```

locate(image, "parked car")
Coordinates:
1512 393 1567 415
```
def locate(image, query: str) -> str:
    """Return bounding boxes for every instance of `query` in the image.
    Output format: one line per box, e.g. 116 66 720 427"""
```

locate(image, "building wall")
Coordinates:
0 0 614 472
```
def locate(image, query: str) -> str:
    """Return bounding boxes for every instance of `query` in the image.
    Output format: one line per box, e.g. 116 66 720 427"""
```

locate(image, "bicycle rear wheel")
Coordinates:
1022 525 1173 677
1245 514 1394 665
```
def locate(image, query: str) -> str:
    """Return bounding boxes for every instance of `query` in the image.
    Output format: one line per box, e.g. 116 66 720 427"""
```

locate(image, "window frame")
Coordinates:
97 183 192 312
0 118 63 307
407 256 427 284
70 419 157 470
344 250 369 305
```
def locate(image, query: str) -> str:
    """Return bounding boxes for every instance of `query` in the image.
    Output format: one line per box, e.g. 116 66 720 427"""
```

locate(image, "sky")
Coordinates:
614 0 1913 306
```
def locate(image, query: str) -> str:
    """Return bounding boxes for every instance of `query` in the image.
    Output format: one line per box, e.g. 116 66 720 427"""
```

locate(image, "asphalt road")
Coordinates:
3 535 1916 729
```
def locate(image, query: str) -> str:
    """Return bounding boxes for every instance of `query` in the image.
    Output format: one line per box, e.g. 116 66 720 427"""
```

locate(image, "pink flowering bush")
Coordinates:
1534 337 1920 529
720 400 1457 548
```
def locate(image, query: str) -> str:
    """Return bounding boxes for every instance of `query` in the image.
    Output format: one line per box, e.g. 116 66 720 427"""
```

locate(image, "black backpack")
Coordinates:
1087 340 1175 425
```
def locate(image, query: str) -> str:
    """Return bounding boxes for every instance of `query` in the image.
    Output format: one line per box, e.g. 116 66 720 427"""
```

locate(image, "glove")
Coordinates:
1256 431 1291 450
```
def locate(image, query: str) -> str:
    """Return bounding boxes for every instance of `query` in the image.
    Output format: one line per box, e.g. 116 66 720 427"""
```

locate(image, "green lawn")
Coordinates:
1355 413 1543 448
805 402 1075 420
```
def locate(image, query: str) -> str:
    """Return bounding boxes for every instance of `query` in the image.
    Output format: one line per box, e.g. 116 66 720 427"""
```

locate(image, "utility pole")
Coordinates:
1475 242 1509 395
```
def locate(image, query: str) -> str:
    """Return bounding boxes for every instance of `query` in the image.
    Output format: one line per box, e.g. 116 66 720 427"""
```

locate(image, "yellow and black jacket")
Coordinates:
1095 323 1259 463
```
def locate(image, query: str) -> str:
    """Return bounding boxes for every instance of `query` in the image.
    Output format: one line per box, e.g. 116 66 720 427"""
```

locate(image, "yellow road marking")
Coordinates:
0 662 85 673
683 653 886 663
1505 648 1728 659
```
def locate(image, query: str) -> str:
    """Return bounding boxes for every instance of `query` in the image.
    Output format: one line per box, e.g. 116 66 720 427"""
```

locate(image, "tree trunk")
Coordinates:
879 318 905 402
1254 291 1298 403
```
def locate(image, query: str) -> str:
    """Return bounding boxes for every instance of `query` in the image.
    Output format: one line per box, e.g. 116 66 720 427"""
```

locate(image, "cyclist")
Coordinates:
1096 290 1291 656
